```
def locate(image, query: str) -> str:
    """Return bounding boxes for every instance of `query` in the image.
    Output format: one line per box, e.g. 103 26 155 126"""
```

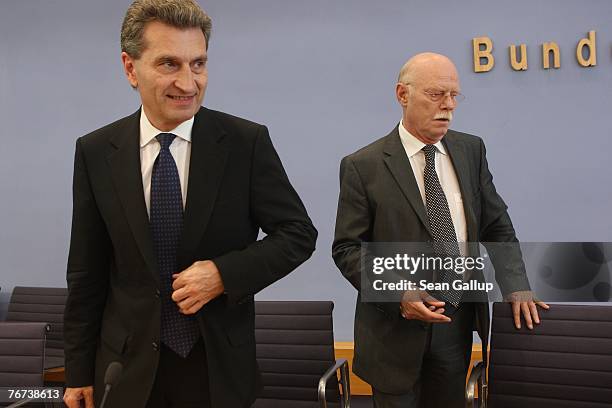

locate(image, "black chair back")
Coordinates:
253 301 341 408
0 322 49 386
488 302 612 407
6 286 67 369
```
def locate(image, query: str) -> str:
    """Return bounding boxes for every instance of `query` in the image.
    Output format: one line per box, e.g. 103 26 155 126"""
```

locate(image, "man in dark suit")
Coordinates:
332 52 547 407
63 1 317 407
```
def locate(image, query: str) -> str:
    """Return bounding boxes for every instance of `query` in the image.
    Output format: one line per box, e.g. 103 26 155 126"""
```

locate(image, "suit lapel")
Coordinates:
179 107 230 258
107 109 158 277
382 128 433 238
443 132 478 242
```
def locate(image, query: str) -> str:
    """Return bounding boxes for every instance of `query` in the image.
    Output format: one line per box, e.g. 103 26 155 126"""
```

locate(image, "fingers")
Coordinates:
64 387 94 408
402 302 451 323
521 302 534 329
424 300 446 308
171 287 188 303
174 286 208 313
425 310 450 322
63 395 79 408
512 301 521 329
536 300 550 310
408 301 432 317
180 299 205 315
64 400 79 408
172 261 215 290
528 301 540 325
427 304 445 315
170 261 222 313
421 309 450 323
84 389 95 408
513 300 550 330
63 389 79 408
172 273 185 290
177 296 199 312
422 293 445 308
420 293 445 317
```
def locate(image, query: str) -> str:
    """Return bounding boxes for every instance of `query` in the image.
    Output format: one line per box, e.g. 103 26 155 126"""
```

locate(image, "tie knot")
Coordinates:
157 133 176 150
422 144 437 160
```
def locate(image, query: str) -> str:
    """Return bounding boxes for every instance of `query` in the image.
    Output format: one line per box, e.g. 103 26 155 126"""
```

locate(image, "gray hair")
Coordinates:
397 62 414 84
121 0 212 59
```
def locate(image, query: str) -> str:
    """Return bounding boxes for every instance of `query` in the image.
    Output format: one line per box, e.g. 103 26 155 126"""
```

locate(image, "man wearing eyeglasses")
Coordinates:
332 52 547 407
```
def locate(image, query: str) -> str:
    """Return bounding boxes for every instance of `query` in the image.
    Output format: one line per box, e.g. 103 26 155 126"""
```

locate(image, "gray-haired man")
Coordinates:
63 1 316 406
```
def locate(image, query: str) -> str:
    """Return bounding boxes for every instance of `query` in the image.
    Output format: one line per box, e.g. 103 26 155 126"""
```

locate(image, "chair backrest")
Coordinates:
254 301 341 407
488 302 612 407
6 286 68 369
0 322 49 387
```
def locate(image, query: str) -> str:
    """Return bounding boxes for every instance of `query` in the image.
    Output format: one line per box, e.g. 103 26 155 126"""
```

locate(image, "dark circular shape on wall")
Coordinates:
539 266 553 279
539 243 601 290
582 242 608 265
593 282 611 302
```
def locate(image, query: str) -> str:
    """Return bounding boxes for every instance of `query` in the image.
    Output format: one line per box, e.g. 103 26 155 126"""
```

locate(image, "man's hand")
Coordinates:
506 290 550 329
64 386 94 408
400 290 452 323
172 260 225 315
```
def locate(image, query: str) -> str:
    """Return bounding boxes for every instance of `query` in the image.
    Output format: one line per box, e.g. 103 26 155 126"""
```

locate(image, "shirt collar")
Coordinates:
139 107 194 148
398 119 447 157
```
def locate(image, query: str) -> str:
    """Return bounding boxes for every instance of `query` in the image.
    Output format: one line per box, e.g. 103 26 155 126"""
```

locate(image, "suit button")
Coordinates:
155 289 161 298
152 342 159 351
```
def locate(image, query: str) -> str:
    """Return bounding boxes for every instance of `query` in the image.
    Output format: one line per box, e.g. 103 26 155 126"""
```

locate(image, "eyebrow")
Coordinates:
154 55 208 64
426 87 460 93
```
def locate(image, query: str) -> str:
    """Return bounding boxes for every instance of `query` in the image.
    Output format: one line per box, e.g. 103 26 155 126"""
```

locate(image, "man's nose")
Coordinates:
174 66 197 93
440 94 457 109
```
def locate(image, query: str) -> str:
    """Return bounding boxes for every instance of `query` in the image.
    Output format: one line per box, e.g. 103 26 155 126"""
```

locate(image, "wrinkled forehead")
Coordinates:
415 63 460 90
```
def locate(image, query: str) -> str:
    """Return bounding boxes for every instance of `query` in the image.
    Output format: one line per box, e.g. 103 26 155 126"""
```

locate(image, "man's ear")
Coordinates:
396 83 409 106
121 52 138 89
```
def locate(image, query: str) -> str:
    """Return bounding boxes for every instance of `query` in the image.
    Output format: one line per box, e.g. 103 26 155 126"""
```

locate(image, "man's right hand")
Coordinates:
400 290 452 323
64 386 95 408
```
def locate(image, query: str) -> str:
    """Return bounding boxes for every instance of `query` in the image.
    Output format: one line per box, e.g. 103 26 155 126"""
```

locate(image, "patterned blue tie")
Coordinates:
150 133 199 358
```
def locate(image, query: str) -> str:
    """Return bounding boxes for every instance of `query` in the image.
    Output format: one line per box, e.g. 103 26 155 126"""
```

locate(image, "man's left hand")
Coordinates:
506 291 549 330
172 260 225 315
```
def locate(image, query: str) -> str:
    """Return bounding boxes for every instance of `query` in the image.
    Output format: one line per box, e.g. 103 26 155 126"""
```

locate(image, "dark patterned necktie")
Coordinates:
422 144 462 307
150 133 199 357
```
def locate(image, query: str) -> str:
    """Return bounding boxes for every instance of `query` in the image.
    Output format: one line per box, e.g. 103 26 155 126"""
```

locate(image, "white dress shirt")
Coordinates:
398 120 468 248
139 108 194 216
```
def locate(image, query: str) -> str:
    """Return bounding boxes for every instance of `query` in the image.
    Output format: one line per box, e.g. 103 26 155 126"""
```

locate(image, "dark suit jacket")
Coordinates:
64 107 317 407
332 126 529 393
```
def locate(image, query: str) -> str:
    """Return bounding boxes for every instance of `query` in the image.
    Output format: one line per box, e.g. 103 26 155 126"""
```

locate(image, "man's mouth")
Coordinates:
433 112 452 122
168 95 194 101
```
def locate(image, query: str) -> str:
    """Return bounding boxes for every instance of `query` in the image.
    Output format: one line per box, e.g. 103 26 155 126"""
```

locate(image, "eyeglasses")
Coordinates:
423 90 465 103
402 83 465 104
